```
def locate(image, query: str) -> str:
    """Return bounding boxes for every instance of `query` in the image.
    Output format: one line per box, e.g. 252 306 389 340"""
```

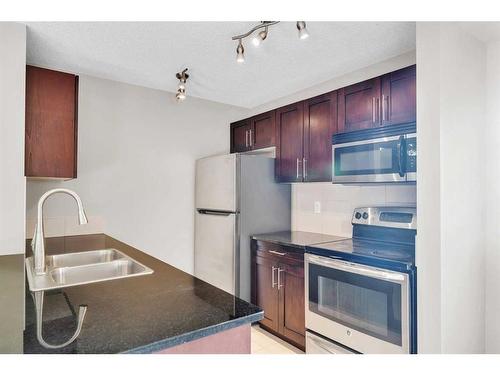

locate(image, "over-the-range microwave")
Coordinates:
332 124 416 184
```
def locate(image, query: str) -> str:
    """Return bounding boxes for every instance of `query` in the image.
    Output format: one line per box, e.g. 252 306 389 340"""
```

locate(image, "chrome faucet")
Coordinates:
32 188 88 275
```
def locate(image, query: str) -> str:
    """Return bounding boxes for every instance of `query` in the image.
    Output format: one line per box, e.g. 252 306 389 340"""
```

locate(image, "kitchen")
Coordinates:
1 4 500 371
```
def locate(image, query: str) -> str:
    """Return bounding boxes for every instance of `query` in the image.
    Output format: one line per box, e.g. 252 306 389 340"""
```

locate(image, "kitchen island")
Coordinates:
23 234 263 354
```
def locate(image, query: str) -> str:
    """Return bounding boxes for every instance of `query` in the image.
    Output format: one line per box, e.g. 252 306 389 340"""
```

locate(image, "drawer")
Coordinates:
252 240 304 264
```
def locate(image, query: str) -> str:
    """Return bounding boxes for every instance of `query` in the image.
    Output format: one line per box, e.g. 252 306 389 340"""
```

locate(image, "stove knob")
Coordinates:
355 212 362 219
362 212 369 220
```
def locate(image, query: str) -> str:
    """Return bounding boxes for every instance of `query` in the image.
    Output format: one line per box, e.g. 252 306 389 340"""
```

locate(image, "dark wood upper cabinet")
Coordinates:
381 65 416 126
251 111 276 150
275 102 304 183
337 76 382 133
303 92 337 182
230 119 252 153
230 111 276 153
25 65 79 179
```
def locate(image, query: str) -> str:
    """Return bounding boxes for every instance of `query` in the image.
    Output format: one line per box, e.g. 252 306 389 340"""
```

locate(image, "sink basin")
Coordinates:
26 248 153 292
46 249 124 268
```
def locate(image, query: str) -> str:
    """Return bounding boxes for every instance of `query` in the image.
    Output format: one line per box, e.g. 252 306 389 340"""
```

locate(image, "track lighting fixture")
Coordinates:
232 21 309 63
236 39 245 63
296 21 309 40
175 68 189 102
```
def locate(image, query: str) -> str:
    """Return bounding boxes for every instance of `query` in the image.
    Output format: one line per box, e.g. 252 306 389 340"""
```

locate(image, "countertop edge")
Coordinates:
123 311 264 354
251 236 305 249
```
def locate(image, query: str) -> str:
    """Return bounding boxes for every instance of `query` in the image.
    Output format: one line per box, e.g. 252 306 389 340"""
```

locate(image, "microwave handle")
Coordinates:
398 135 407 177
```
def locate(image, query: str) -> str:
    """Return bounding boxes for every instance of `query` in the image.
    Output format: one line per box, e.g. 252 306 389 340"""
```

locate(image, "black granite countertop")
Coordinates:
252 231 348 250
23 234 263 354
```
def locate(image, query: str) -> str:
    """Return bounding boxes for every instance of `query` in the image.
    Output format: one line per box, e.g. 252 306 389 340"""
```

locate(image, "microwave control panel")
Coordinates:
406 137 417 173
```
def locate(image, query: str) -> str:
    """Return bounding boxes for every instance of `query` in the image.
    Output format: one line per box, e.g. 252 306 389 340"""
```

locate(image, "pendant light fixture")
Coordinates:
232 21 309 63
175 68 189 102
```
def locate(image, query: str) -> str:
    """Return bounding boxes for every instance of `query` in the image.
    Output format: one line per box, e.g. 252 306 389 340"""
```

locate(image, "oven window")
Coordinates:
334 140 399 176
309 264 402 346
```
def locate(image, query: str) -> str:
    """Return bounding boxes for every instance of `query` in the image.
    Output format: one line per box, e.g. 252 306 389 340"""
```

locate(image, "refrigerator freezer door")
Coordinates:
195 154 238 212
194 210 238 295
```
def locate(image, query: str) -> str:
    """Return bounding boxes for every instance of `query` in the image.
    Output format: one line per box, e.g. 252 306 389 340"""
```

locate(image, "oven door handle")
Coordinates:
307 255 406 282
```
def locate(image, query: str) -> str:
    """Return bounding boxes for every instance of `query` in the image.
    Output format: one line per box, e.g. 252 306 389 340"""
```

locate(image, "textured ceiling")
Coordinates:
25 22 416 108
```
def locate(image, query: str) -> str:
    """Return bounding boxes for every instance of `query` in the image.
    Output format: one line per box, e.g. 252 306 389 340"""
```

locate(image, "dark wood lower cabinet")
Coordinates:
251 240 305 350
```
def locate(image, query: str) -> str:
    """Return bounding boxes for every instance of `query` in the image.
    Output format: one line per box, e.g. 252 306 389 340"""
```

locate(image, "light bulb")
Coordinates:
252 28 267 47
297 21 309 40
178 82 185 90
236 40 245 63
176 88 186 101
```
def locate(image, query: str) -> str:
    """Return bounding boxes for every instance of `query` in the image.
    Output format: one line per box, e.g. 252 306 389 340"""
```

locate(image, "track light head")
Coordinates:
236 39 245 63
252 27 268 47
297 21 309 40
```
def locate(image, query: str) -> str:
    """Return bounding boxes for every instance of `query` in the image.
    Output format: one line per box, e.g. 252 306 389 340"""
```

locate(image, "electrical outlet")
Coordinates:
314 201 321 214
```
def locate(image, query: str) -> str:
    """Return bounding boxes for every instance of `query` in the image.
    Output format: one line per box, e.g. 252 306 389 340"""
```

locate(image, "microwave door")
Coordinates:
332 135 407 184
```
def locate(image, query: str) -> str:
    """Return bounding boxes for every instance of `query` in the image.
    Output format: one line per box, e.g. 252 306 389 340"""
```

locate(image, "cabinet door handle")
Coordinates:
271 266 278 288
372 97 376 123
277 268 284 290
296 158 302 180
303 157 307 180
249 129 253 147
382 94 389 122
269 250 286 256
245 130 249 148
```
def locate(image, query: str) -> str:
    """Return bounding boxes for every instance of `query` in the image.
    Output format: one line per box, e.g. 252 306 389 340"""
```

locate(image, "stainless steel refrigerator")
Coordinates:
194 153 291 302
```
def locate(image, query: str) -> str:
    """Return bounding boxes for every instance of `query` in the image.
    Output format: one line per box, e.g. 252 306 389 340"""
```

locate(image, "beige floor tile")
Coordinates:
250 325 304 355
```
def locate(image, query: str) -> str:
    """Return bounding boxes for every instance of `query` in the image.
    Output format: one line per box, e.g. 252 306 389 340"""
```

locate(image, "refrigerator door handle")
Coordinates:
197 209 234 216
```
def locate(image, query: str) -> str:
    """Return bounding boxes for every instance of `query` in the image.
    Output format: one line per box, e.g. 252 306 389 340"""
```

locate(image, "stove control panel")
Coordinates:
352 206 416 230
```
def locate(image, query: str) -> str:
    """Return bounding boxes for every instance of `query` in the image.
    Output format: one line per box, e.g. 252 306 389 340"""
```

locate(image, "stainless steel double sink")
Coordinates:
26 248 154 292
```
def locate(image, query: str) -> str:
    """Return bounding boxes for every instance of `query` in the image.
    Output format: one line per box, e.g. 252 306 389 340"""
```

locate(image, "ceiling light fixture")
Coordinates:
252 27 268 47
175 68 189 102
236 39 245 63
296 21 310 40
232 21 309 63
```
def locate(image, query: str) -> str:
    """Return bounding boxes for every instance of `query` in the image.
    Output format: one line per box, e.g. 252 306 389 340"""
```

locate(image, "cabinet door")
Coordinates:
303 92 337 182
381 65 416 126
254 255 280 332
251 110 276 150
25 66 78 178
337 77 381 133
230 120 251 153
278 260 305 349
275 102 304 182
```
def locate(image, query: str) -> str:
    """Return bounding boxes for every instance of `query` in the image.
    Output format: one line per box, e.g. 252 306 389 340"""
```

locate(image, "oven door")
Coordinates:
305 254 410 354
332 134 407 183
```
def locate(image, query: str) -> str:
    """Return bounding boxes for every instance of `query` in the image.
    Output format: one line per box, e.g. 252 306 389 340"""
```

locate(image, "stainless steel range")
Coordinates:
304 206 417 354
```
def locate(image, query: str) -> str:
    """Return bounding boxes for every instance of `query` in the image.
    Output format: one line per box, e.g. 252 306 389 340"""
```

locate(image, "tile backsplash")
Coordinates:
292 183 416 237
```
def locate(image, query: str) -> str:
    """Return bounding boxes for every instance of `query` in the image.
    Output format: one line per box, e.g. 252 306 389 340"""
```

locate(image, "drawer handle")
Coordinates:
269 250 286 256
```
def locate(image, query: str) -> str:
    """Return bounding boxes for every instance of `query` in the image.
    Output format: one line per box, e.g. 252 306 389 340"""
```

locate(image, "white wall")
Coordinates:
26 75 246 273
485 41 500 353
417 22 487 353
0 23 26 256
415 22 443 354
